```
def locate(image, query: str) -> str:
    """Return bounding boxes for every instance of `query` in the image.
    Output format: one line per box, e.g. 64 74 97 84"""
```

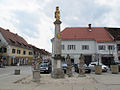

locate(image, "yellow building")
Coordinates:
0 27 33 65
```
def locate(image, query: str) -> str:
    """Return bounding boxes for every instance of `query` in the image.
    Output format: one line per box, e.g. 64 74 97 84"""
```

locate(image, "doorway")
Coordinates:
84 55 92 66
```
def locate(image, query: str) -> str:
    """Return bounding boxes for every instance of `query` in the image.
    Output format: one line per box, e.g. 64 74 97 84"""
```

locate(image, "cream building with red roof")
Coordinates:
52 24 118 65
0 27 33 65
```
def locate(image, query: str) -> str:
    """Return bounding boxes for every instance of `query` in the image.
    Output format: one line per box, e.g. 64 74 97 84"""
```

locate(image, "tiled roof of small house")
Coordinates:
29 44 50 55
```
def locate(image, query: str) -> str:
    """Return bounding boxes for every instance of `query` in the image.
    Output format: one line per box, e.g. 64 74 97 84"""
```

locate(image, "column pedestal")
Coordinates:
32 70 40 82
51 68 64 78
51 55 64 79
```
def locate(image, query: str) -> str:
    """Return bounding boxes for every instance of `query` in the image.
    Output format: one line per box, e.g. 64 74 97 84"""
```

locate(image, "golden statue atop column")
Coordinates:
51 6 64 78
55 6 60 20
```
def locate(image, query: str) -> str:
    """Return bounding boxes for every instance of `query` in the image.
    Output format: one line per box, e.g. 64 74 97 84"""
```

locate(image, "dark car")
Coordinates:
74 63 91 73
62 62 67 73
40 63 51 73
114 61 120 72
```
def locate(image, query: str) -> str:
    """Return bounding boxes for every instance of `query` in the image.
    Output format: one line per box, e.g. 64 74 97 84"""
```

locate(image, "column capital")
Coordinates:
54 20 62 24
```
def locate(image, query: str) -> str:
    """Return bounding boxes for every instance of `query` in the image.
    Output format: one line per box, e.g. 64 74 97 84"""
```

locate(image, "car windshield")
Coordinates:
62 62 67 67
91 62 103 65
115 61 120 64
78 64 87 67
40 63 48 67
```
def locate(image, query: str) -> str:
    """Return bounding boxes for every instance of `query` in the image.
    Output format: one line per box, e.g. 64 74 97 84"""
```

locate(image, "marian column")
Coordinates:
51 6 64 78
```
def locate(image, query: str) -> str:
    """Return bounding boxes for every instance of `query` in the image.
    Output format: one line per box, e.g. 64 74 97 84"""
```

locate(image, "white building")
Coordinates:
52 24 118 65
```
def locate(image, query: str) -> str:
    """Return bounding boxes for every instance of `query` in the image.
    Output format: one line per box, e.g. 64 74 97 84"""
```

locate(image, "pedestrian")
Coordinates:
1 58 3 67
3 59 7 67
17 62 20 66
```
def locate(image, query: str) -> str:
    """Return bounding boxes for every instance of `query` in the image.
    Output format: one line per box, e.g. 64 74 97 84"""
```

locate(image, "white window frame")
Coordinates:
98 45 106 50
82 45 89 50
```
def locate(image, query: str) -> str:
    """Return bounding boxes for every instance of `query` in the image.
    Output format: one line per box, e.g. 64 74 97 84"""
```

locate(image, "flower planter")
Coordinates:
95 65 102 75
110 65 119 74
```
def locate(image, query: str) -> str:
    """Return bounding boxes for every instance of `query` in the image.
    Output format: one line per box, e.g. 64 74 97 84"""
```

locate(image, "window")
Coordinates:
17 41 21 45
67 45 76 50
82 45 89 50
12 49 16 54
22 43 26 47
0 47 7 53
9 39 15 44
29 52 33 55
98 45 106 50
117 44 120 51
0 48 2 53
61 45 65 50
108 45 115 50
23 51 26 55
17 50 21 54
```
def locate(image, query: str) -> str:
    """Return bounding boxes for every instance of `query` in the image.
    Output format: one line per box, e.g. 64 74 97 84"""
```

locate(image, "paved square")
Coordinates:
0 66 120 90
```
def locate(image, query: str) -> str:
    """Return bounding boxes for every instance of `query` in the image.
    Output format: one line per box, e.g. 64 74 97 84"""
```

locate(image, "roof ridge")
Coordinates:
65 27 105 28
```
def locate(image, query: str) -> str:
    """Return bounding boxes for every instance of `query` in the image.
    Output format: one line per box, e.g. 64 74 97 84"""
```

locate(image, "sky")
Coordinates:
0 0 120 52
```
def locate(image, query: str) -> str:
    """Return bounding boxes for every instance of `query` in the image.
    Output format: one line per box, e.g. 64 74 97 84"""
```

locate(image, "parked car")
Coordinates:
62 62 67 73
88 62 109 72
40 63 51 73
114 61 120 72
74 63 91 73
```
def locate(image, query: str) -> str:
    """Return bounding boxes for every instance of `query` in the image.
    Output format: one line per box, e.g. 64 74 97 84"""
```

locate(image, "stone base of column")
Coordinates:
78 68 86 77
66 66 73 77
32 70 40 82
78 74 86 77
51 68 65 79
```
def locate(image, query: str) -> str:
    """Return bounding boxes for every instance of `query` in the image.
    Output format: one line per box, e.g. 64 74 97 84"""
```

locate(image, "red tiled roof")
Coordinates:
29 44 50 55
61 27 114 42
105 27 120 40
0 27 32 49
40 49 50 55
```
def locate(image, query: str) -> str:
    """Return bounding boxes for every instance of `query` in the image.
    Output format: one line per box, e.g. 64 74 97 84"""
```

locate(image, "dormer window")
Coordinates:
17 41 21 45
22 43 26 47
9 39 15 43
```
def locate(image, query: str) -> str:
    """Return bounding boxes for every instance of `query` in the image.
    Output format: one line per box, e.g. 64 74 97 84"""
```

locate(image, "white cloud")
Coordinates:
0 0 54 52
0 0 120 52
94 0 120 7
27 12 54 52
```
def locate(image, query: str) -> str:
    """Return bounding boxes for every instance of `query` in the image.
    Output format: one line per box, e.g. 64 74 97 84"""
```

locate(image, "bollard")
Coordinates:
14 69 20 75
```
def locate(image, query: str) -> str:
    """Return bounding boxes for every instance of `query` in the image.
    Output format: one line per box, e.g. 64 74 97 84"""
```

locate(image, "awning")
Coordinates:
101 54 113 57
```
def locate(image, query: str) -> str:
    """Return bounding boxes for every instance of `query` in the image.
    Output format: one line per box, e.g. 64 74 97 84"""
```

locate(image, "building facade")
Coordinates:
106 27 120 60
52 24 118 66
30 45 51 63
0 27 33 65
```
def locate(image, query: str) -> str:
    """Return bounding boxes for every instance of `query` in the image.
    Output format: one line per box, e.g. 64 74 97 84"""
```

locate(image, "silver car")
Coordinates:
88 62 109 72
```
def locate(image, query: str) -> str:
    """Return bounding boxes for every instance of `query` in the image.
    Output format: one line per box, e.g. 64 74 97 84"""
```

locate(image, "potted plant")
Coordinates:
95 54 102 75
110 59 119 74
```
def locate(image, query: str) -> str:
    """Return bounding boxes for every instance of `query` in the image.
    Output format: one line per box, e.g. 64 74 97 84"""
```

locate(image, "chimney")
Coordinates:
6 29 10 31
88 24 91 29
88 24 92 31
